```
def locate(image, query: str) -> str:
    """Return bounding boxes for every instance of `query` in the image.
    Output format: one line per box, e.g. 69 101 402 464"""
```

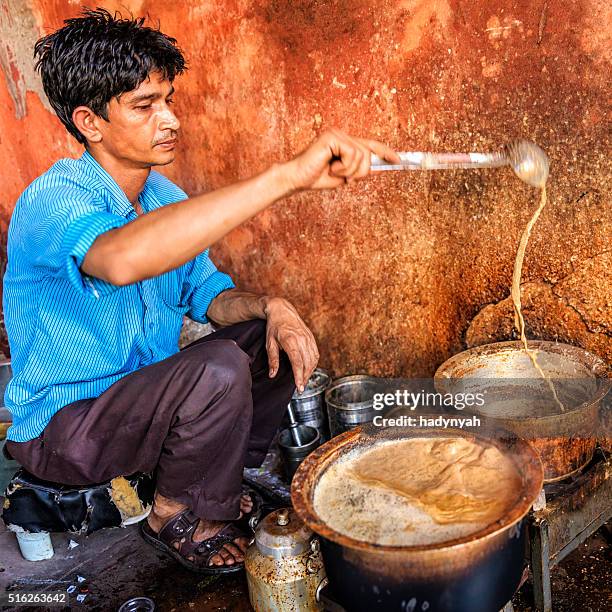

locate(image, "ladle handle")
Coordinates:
370 150 509 171
286 404 304 446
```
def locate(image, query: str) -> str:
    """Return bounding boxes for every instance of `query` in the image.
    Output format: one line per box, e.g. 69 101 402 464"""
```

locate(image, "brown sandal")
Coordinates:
237 486 264 532
140 508 249 574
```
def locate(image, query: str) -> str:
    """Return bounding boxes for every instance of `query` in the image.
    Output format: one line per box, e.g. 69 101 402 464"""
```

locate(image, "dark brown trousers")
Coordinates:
5 319 294 521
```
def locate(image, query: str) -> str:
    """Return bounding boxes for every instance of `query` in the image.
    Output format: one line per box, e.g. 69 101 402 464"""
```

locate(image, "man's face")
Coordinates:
95 71 180 168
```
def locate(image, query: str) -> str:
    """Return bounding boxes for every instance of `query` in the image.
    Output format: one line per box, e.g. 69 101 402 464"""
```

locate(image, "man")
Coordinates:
2 9 399 573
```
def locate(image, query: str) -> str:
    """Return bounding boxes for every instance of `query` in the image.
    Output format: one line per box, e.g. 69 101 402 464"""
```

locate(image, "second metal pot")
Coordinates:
434 341 610 481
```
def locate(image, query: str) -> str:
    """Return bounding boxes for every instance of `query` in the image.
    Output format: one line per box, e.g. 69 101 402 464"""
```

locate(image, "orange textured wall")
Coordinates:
1 1 610 374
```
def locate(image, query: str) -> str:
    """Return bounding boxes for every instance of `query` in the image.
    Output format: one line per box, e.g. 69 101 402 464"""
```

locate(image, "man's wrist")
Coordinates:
262 295 286 319
271 160 301 197
259 295 272 319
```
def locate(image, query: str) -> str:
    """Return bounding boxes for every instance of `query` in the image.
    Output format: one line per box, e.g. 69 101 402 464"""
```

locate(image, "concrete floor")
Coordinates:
0 509 609 612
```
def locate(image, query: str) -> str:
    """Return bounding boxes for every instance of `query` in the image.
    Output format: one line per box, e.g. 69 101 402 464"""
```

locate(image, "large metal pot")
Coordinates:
291 425 543 612
434 341 610 482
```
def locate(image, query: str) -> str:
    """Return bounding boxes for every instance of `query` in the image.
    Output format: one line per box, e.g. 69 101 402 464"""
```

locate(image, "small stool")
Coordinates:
2 468 155 560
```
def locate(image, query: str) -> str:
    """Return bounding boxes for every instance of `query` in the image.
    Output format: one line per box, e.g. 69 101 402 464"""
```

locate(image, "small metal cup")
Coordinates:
325 375 379 437
290 368 332 442
278 425 321 482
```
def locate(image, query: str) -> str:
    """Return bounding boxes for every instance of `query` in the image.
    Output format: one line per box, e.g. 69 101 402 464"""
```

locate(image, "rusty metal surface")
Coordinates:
0 1 610 373
538 449 612 560
532 437 596 483
245 548 325 612
526 450 611 611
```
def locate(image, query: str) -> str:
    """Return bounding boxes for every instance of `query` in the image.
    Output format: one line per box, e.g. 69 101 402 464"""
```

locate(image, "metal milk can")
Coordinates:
245 507 326 612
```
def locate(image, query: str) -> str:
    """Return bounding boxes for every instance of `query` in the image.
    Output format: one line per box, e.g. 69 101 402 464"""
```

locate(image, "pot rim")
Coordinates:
291 426 544 554
292 367 332 400
434 340 611 422
325 374 379 410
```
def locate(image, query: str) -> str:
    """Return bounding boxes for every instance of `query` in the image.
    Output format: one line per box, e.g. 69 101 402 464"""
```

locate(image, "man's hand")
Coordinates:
283 128 400 192
264 297 319 393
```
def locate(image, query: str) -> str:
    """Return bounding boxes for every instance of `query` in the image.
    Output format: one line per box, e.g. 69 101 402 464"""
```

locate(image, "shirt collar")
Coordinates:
139 179 163 212
80 150 150 218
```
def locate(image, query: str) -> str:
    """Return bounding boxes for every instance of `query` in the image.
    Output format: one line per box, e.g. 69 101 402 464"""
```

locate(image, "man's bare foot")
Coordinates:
147 492 252 566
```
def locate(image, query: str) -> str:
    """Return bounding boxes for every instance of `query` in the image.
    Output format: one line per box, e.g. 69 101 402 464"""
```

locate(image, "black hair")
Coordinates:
34 7 186 144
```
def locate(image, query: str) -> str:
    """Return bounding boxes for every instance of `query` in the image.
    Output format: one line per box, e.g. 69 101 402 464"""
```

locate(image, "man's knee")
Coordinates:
198 339 251 390
175 340 252 419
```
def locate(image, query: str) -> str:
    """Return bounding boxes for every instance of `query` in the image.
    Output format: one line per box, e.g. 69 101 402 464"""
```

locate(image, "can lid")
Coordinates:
255 508 313 558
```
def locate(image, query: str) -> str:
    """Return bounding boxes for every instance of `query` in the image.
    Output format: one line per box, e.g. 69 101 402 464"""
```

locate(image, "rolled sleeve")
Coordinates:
24 188 129 298
60 211 129 297
185 251 235 323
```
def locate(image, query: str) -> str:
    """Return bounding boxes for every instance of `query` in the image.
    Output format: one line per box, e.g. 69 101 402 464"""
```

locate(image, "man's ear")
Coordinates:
72 106 104 144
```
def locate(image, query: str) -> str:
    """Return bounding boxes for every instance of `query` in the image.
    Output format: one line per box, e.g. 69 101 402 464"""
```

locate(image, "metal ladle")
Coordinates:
286 403 304 446
371 139 549 188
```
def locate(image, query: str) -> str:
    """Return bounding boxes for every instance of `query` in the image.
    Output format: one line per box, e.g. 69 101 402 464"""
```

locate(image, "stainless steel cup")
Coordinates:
290 368 332 442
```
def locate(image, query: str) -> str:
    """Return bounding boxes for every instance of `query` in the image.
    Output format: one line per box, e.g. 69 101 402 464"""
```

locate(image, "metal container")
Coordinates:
435 341 610 482
325 375 378 437
292 425 543 612
291 368 332 441
118 597 156 611
279 425 321 482
245 508 326 612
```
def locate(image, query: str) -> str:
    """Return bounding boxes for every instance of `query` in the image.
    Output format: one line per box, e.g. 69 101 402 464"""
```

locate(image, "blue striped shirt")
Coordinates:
3 151 235 442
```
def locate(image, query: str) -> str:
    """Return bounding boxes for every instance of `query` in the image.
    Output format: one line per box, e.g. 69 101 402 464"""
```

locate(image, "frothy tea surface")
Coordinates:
313 436 522 546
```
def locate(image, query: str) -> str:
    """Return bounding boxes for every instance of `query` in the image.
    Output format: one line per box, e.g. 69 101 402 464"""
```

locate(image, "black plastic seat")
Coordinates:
2 468 155 534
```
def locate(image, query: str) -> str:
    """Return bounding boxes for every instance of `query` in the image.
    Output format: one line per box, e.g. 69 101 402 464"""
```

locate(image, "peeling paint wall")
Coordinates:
0 1 43 118
0 1 610 374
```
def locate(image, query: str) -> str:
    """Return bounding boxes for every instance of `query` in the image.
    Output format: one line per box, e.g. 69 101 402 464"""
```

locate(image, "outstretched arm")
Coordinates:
81 129 399 286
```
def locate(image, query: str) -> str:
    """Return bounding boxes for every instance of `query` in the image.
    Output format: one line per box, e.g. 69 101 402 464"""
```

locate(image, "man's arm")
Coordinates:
82 163 290 286
206 289 319 394
205 289 268 326
81 130 399 286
